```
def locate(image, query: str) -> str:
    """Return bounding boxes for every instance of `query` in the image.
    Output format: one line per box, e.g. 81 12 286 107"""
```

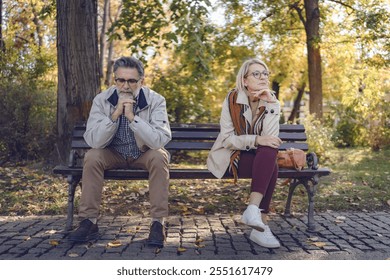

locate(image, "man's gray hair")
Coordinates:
236 58 269 94
113 56 144 77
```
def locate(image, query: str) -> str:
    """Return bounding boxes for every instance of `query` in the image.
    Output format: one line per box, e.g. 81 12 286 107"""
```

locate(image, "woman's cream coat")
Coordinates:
206 89 280 178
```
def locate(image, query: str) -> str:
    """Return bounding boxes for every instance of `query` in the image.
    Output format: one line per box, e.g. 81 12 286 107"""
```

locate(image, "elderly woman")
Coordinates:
207 58 281 248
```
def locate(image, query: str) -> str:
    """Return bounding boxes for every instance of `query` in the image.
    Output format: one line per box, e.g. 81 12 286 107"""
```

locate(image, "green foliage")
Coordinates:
302 114 335 163
0 74 56 162
337 68 390 150
0 0 57 162
329 104 361 148
108 0 170 60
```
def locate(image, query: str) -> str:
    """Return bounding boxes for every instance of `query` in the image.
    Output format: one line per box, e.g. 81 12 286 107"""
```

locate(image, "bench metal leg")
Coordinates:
284 179 300 217
284 177 318 232
66 175 81 231
302 175 319 232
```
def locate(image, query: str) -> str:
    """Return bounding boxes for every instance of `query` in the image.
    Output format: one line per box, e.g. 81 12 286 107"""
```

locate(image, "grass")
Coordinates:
0 147 389 217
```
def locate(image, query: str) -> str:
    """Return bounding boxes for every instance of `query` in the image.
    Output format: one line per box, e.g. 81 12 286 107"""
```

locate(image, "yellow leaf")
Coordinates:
177 247 187 252
182 211 191 215
307 237 318 242
49 240 59 246
194 207 205 214
195 244 205 248
310 242 327 248
107 240 122 248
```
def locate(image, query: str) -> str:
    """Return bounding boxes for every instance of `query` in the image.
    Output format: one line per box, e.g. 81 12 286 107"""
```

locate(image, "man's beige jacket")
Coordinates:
84 86 171 152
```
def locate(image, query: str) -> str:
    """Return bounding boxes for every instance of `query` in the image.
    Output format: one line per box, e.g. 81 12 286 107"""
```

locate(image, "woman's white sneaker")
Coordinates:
249 226 280 248
239 205 265 232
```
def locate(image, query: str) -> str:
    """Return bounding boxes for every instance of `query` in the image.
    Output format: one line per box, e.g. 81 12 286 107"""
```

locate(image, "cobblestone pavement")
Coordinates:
0 211 389 260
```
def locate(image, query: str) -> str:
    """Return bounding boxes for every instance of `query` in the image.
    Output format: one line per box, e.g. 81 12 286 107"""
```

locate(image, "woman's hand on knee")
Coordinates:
256 135 282 149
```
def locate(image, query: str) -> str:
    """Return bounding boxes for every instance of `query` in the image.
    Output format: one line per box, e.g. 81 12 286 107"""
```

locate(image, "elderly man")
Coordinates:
68 56 171 248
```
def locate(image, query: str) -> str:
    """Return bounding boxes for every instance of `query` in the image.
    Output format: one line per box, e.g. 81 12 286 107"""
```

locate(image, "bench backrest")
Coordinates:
70 122 308 153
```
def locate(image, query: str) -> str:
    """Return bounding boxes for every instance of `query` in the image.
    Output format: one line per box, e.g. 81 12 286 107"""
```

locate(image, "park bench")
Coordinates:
53 123 331 232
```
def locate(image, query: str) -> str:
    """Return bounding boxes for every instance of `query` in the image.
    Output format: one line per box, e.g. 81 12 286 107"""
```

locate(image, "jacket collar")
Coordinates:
107 87 148 110
236 89 252 124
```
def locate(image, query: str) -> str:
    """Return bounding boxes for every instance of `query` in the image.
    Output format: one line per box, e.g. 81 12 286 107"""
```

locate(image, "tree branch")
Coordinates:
326 0 356 12
289 1 306 27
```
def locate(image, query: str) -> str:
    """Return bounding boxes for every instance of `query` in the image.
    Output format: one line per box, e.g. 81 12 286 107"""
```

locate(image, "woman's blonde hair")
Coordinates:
236 58 269 94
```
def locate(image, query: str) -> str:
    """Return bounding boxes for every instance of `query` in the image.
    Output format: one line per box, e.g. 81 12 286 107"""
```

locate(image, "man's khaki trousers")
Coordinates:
78 148 169 219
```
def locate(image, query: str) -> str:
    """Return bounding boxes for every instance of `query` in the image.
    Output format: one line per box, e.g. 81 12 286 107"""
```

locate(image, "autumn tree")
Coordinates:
56 0 100 162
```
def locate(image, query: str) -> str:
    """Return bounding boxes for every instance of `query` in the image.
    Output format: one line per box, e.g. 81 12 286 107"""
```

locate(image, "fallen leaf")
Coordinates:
195 244 205 248
68 253 79 257
107 240 122 248
387 200 390 207
177 247 187 252
307 237 318 242
195 238 204 243
310 242 327 248
49 240 59 246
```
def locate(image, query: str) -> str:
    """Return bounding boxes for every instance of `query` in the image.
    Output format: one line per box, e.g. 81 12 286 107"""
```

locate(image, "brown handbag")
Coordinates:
277 148 306 171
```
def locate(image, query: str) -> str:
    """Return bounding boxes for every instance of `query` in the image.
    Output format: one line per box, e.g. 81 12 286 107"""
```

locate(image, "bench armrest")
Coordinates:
306 152 319 170
68 149 84 168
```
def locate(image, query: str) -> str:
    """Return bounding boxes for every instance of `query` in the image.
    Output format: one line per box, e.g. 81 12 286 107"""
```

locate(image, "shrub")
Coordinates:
0 81 56 162
302 114 335 164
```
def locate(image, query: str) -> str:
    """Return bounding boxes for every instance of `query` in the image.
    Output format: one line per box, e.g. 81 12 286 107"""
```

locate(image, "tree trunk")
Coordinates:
104 2 121 87
271 80 280 100
56 0 100 163
288 82 306 123
304 0 323 119
31 3 43 51
99 0 109 79
0 0 5 52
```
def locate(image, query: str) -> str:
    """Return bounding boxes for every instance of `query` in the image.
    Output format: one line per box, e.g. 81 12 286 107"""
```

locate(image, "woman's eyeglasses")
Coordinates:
245 71 270 79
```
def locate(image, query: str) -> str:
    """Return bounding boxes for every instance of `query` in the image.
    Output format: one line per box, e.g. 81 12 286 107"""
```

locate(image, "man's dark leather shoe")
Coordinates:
146 221 165 248
68 219 99 242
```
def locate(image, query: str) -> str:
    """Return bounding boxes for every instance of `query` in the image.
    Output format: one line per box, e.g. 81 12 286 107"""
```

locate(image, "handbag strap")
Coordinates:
288 149 300 171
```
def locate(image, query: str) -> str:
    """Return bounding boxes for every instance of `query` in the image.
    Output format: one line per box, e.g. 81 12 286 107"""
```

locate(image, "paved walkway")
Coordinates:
0 211 389 260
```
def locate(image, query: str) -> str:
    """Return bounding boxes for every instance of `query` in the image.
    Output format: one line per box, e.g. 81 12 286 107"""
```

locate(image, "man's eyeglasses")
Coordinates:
245 70 270 80
115 78 140 86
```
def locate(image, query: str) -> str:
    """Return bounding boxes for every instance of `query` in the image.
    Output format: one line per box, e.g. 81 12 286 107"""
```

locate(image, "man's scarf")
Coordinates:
227 89 266 183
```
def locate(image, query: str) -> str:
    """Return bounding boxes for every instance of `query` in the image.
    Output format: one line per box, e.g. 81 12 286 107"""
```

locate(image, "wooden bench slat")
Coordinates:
73 130 307 141
71 140 309 151
53 166 330 180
